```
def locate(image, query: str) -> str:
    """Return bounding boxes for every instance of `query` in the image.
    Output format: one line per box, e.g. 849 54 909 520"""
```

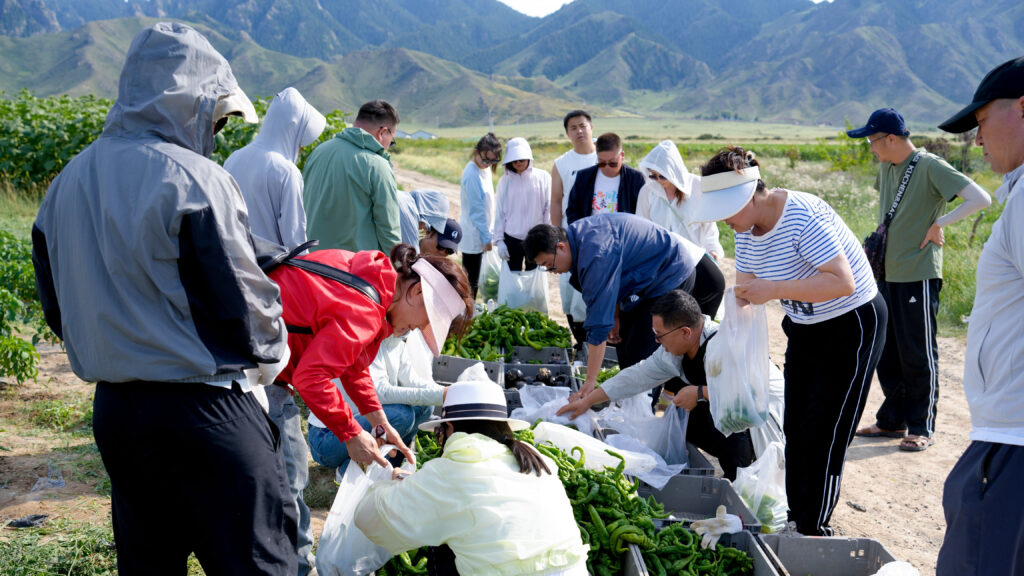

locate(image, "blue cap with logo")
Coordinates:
846 108 910 138
437 218 462 252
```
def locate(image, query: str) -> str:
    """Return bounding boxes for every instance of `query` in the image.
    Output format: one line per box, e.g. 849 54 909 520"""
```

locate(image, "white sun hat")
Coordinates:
419 380 530 432
688 166 761 222
412 258 467 357
503 137 534 165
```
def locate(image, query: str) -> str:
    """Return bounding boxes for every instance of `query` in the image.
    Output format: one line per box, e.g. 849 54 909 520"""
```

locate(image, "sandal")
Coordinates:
855 424 908 438
899 435 935 452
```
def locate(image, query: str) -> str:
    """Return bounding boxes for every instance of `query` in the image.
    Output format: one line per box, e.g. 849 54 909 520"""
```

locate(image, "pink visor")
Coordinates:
411 259 466 356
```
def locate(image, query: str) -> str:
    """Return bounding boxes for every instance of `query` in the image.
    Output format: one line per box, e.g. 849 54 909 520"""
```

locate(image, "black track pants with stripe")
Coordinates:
874 279 942 437
782 292 887 536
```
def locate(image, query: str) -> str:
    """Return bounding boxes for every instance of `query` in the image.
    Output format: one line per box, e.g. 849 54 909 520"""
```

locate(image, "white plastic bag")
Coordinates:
531 421 656 477
749 363 787 458
558 273 587 320
733 441 788 534
705 288 771 435
477 250 501 302
511 385 598 437
597 394 689 466
497 261 549 314
316 447 408 576
605 433 685 490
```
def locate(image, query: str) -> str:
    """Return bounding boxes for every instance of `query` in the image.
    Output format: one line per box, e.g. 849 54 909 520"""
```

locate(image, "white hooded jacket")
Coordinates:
637 141 724 259
225 87 326 249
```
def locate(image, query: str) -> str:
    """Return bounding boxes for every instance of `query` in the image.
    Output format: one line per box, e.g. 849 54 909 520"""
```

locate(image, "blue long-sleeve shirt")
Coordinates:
566 213 694 345
459 161 494 253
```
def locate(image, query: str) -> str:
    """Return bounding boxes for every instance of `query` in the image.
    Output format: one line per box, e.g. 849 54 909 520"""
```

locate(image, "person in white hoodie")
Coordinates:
494 137 551 271
225 87 326 250
636 140 725 318
224 86 326 576
637 140 724 261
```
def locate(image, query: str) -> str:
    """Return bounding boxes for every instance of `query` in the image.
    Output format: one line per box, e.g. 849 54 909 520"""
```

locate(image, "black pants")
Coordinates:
691 254 726 318
781 292 886 536
937 442 1024 575
462 252 482 299
618 272 696 369
684 395 754 481
504 233 536 272
93 381 297 576
875 279 941 437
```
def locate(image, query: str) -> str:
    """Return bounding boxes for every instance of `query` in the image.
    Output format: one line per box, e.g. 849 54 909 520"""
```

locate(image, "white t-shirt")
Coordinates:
735 190 876 324
592 172 620 214
554 149 597 229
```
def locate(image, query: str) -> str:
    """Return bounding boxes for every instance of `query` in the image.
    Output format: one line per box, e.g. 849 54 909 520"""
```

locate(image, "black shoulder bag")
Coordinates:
864 152 922 282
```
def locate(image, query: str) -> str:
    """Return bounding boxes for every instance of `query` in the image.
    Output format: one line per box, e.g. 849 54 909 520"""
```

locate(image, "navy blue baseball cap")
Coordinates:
846 108 910 138
436 218 462 252
939 56 1024 133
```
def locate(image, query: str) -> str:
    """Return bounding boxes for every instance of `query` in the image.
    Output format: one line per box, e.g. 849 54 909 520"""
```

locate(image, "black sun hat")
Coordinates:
939 56 1024 133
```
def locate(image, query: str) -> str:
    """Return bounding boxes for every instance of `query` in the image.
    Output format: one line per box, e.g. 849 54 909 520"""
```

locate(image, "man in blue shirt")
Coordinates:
525 213 706 402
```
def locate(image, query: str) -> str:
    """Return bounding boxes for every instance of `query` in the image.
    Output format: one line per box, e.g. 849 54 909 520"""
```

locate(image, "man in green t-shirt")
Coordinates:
848 108 991 451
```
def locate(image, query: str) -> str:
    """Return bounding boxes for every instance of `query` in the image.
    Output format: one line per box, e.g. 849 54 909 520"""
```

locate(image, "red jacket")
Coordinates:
270 249 396 442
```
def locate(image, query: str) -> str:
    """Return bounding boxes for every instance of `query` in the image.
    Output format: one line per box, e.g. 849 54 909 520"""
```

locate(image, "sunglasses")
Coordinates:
652 324 684 343
596 161 620 169
648 172 667 181
479 153 500 165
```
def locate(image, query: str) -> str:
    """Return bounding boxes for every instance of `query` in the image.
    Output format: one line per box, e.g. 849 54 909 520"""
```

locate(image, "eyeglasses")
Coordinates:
648 172 667 181
867 135 887 146
597 161 620 169
652 324 684 343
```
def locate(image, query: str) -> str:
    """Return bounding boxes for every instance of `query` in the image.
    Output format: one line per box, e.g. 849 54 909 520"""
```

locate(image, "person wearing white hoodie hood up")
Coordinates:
225 86 326 576
495 137 552 271
637 140 724 261
226 87 326 250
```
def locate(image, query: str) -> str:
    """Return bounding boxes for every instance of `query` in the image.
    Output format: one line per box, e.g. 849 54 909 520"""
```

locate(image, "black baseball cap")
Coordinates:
436 219 462 252
846 108 910 138
939 56 1024 133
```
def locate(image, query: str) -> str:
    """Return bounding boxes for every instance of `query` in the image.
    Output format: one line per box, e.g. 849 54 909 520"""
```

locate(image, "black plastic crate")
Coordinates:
507 345 569 365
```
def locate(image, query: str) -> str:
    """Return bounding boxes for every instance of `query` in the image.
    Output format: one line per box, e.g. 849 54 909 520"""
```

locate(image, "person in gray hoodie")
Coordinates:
225 86 326 576
32 23 296 575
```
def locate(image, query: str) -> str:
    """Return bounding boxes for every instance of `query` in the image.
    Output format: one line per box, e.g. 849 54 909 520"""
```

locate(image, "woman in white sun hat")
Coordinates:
687 146 887 538
354 380 589 576
494 137 552 271
269 243 473 470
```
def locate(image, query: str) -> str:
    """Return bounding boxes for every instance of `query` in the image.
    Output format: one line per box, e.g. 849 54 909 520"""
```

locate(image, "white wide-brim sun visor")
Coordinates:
688 167 761 222
214 87 259 125
412 259 466 357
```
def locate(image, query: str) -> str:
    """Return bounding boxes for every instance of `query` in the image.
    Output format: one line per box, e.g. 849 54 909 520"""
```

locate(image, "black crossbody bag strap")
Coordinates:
285 258 381 306
882 151 923 225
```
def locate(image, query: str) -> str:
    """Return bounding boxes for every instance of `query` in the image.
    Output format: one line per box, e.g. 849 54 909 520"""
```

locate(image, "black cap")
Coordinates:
939 56 1024 133
846 108 909 138
436 219 462 252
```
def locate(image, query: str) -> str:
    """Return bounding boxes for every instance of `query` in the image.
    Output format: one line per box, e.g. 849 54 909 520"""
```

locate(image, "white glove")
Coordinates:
497 242 510 261
258 323 292 386
691 505 742 549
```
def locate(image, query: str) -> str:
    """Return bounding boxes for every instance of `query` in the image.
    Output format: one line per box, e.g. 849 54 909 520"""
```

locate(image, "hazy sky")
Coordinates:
496 0 830 18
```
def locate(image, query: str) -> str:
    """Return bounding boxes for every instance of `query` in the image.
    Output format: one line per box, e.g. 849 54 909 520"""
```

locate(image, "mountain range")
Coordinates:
2 0 1022 128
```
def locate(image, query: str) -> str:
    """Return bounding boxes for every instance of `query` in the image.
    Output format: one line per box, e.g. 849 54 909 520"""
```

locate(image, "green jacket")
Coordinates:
302 127 401 253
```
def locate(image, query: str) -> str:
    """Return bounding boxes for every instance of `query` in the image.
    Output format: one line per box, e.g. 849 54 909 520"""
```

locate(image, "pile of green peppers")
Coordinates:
442 305 571 361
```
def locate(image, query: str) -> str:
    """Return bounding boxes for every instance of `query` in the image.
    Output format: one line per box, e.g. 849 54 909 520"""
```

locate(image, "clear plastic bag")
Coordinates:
598 394 689 466
510 385 598 437
477 250 501 302
733 441 789 534
705 288 771 435
316 446 411 576
604 433 685 490
497 261 549 314
531 421 656 477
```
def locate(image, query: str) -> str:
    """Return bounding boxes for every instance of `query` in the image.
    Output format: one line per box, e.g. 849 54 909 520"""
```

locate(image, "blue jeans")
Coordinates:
307 404 434 473
266 384 315 576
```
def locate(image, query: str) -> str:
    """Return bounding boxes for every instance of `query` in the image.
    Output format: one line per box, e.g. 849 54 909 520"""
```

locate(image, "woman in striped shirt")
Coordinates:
688 146 887 537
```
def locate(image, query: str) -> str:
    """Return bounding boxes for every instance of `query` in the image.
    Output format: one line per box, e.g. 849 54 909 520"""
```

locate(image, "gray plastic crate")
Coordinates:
759 534 896 576
432 354 503 386
507 345 569 365
637 474 761 532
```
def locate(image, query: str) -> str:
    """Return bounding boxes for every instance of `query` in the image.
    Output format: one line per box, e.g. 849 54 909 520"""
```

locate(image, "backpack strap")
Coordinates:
284 258 381 306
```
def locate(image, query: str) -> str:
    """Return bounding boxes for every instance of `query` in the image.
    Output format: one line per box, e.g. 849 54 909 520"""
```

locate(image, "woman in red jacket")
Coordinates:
270 243 473 468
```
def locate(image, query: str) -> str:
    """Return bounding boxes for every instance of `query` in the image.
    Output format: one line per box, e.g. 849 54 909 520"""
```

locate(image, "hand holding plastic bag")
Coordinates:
691 505 743 549
705 287 771 435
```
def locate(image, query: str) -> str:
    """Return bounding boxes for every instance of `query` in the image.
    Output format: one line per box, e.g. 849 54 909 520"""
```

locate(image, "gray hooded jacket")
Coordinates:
32 22 287 383
225 87 326 249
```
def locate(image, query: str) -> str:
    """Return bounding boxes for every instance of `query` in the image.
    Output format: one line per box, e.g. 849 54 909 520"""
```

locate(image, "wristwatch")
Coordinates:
696 385 708 404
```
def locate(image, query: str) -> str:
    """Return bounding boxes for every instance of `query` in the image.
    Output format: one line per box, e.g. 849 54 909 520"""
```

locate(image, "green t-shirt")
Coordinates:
875 148 970 282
